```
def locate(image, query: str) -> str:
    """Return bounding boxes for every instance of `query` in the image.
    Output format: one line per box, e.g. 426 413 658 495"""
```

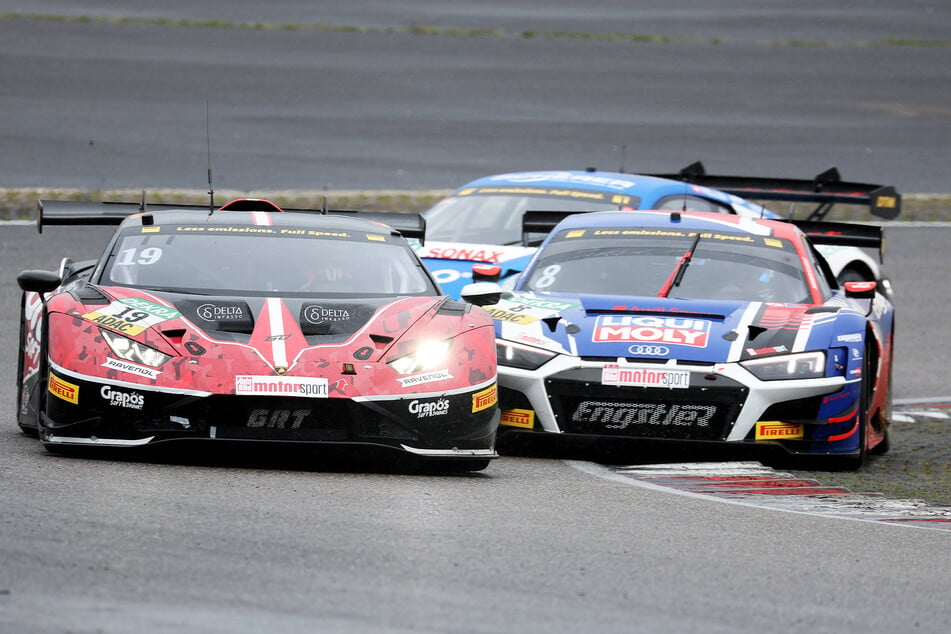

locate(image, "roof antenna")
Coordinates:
206 100 215 215
321 195 328 215
619 144 626 173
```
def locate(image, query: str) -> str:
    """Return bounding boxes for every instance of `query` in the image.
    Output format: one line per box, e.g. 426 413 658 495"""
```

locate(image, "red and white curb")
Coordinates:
571 461 951 531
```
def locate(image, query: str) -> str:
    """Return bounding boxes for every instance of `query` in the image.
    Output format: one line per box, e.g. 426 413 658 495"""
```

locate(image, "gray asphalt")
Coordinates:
1 4 950 632
0 2 949 193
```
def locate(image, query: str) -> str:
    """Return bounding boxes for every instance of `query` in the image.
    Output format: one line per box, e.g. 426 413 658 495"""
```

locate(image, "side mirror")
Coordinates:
17 269 61 294
844 280 877 299
460 282 503 307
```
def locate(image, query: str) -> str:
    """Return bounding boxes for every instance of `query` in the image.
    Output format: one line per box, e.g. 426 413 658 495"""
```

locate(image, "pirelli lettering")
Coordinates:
48 372 79 404
472 385 498 413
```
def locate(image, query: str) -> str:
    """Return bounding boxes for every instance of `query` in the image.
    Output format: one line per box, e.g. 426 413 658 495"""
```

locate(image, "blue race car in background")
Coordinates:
418 163 900 298
461 209 894 469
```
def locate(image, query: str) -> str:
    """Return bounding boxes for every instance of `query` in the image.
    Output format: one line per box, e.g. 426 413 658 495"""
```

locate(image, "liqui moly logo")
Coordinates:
593 315 711 348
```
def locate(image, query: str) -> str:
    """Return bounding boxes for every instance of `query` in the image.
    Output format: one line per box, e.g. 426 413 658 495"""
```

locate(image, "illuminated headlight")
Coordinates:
387 339 452 375
101 329 172 368
497 340 556 370
741 351 826 381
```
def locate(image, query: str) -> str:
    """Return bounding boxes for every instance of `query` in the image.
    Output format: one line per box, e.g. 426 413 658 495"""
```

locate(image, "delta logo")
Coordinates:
593 315 711 347
755 421 804 441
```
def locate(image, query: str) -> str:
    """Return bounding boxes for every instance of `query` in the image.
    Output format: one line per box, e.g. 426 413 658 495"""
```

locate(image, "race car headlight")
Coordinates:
387 338 452 375
741 351 826 381
497 340 556 370
101 329 172 368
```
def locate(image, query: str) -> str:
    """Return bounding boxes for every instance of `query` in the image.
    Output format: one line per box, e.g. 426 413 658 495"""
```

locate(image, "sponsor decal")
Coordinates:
100 385 144 410
235 375 329 398
510 297 578 312
247 408 311 429
593 315 711 347
83 299 178 335
197 303 246 322
755 421 804 440
22 292 44 375
303 305 352 325
472 385 498 413
745 345 788 356
117 297 180 320
103 357 161 379
627 344 670 357
484 306 538 324
837 333 862 343
396 369 453 387
500 408 535 429
601 365 690 389
366 233 386 242
422 247 505 263
48 372 79 404
572 401 716 429
408 398 450 418
565 230 586 239
764 238 783 248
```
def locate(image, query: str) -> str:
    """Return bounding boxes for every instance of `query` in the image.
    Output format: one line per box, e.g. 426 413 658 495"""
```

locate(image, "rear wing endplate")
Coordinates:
649 161 901 221
35 199 426 243
787 219 884 262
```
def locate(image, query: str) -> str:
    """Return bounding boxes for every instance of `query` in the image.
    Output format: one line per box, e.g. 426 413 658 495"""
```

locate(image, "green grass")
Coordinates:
1 12 949 48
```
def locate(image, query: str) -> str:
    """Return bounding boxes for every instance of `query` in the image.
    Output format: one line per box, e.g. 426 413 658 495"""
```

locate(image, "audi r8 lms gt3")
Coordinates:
418 164 900 298
462 210 894 469
16 198 499 471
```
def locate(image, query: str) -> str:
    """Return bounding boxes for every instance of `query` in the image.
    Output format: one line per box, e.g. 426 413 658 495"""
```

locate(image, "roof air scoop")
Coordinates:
218 199 285 213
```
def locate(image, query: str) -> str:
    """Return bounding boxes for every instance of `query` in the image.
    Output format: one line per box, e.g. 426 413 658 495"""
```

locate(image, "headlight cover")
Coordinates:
101 329 172 368
497 340 556 370
387 338 452 375
741 350 826 381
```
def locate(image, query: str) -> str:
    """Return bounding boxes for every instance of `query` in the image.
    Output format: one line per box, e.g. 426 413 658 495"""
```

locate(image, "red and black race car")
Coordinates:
16 198 499 470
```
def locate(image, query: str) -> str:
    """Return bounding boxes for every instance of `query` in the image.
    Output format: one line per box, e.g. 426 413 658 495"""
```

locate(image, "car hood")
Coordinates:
44 284 495 397
488 291 842 364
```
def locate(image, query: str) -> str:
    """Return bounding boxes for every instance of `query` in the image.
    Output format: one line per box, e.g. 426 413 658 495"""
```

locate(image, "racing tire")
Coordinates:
836 266 869 285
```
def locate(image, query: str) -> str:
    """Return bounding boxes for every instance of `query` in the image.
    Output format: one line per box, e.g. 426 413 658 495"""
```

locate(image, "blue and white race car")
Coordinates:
462 209 894 469
419 164 900 298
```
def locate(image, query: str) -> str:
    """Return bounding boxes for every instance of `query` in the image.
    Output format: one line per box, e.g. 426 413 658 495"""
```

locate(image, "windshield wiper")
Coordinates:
657 233 702 298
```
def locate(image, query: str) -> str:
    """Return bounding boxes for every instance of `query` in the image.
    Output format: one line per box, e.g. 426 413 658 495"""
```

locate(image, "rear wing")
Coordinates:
35 199 426 243
787 219 884 262
521 210 587 246
649 161 901 221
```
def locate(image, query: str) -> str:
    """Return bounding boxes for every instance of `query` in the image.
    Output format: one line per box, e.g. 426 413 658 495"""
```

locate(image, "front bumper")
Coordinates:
497 355 858 456
42 365 499 459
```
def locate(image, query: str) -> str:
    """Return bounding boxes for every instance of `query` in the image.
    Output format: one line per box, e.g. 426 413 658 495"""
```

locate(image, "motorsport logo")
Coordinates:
601 364 690 389
235 375 329 398
593 315 711 347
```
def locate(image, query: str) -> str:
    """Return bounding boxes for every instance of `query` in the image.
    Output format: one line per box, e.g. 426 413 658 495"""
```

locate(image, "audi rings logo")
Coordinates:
628 344 670 357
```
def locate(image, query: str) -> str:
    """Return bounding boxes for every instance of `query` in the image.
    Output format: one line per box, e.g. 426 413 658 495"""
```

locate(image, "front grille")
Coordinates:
546 370 747 441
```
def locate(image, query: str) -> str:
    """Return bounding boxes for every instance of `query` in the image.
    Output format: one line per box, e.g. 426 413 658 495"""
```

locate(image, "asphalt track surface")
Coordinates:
2 3 951 633
0 1 950 193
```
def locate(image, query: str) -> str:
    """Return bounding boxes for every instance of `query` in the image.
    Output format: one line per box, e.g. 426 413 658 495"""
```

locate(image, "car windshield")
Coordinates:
424 193 636 244
521 226 811 303
100 226 437 296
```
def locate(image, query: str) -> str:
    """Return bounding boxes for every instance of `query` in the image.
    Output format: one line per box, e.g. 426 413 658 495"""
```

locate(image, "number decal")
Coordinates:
116 247 164 266
534 264 561 289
